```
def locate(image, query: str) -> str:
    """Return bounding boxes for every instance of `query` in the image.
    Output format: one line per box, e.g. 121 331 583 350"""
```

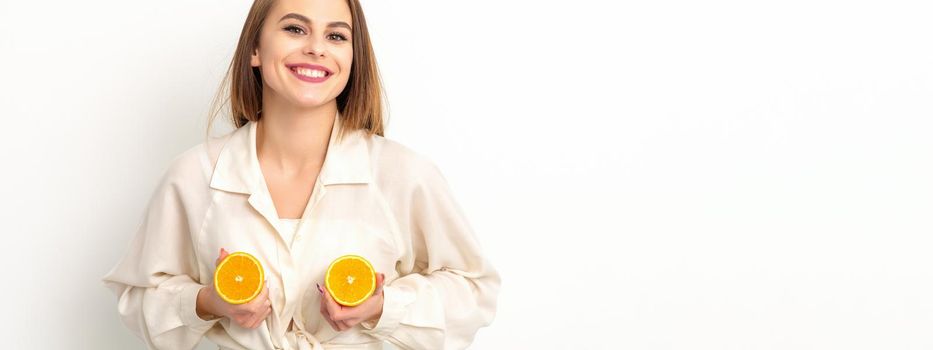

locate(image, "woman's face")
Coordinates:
251 0 353 109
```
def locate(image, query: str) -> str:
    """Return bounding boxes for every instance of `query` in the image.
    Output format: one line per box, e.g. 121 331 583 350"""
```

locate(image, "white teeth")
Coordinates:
294 67 327 78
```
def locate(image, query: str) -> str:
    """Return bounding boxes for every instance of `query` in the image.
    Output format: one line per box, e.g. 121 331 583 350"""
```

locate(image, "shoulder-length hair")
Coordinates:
208 0 387 141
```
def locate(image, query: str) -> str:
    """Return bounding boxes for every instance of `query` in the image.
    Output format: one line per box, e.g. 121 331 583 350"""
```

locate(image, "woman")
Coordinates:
101 0 500 349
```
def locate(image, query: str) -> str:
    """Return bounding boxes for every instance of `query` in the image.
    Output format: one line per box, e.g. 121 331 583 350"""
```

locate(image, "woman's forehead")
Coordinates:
270 0 352 23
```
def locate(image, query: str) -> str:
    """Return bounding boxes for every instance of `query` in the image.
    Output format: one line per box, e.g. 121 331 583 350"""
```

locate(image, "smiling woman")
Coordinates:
101 0 500 349
209 0 384 142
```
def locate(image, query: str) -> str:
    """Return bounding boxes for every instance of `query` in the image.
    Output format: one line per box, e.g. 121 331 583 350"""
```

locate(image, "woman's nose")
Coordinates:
304 38 325 57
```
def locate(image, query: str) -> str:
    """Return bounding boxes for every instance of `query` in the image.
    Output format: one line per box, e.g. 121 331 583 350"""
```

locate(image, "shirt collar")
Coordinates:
209 112 372 195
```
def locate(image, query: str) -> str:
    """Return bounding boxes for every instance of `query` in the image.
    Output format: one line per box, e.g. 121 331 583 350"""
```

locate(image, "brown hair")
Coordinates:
207 0 387 141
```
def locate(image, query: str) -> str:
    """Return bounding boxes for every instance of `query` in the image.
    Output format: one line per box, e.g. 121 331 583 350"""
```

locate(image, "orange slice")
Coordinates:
214 252 264 305
325 255 376 306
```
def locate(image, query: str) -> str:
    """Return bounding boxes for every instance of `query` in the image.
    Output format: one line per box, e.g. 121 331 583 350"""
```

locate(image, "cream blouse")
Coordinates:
280 218 300 250
101 114 501 350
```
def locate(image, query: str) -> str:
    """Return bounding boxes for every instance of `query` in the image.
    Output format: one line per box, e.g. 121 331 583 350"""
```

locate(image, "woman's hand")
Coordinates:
196 248 273 329
318 273 385 331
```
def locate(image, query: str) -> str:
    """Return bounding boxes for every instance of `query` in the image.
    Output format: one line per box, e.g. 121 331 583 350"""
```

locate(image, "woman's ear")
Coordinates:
251 48 261 67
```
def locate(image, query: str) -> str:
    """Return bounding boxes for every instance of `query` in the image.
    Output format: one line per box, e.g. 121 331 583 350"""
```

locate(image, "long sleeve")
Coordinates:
361 159 501 349
101 148 219 350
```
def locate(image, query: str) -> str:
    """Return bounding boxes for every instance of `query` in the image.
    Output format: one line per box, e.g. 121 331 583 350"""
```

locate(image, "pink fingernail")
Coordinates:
317 283 324 294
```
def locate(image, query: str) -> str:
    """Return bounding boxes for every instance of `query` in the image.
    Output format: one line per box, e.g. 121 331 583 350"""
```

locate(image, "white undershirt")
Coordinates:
279 218 301 331
279 218 301 247
279 218 301 332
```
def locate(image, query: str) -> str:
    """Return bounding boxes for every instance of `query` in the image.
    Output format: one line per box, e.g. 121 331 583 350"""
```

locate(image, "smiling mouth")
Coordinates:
291 66 331 78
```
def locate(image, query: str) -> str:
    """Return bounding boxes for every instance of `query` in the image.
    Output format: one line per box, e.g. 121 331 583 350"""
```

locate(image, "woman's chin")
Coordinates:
291 95 333 109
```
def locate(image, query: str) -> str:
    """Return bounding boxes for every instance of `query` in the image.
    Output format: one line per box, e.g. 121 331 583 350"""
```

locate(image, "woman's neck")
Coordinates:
255 98 338 175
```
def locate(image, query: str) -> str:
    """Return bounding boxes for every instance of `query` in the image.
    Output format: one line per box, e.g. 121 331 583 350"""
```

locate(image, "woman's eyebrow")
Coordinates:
278 13 352 30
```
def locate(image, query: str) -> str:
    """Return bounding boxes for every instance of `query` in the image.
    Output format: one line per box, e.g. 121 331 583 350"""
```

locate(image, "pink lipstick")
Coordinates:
286 63 333 83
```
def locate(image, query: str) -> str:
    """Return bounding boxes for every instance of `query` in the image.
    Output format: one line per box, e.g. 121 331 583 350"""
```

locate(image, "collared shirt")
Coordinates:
102 114 500 350
280 218 301 249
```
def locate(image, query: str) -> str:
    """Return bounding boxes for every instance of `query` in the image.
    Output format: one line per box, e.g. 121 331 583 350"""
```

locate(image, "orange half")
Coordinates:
325 255 376 306
214 252 264 305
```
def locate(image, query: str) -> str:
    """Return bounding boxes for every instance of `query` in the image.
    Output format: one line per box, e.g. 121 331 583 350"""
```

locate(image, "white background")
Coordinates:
1 0 931 349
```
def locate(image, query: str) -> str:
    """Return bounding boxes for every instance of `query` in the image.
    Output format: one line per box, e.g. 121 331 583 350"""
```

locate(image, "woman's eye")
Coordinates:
327 33 348 41
284 25 305 35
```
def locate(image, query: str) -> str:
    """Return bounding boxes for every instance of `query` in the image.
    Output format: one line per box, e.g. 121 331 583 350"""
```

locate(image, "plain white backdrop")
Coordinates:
1 0 932 349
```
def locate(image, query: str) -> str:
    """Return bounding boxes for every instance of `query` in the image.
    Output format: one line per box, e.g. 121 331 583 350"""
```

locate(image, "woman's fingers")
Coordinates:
319 290 352 331
238 311 255 329
248 285 273 329
246 315 260 329
332 272 384 323
374 273 385 295
317 276 384 331
227 281 271 329
317 282 375 331
328 304 357 329
246 304 271 329
257 282 269 301
236 311 253 329
249 307 271 329
331 291 377 322
319 301 341 331
258 302 273 327
322 287 344 321
215 248 229 266
248 316 263 329
329 317 342 331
